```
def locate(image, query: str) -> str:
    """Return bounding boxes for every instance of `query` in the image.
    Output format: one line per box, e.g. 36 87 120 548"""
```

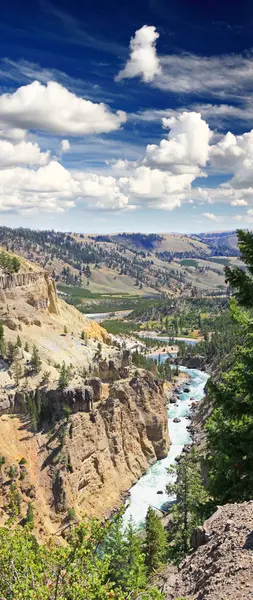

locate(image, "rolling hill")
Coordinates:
0 227 242 306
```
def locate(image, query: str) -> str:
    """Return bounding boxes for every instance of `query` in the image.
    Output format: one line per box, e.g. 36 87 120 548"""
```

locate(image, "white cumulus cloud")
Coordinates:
203 212 219 221
0 81 126 136
0 139 50 168
61 139 70 152
146 112 212 171
116 25 161 83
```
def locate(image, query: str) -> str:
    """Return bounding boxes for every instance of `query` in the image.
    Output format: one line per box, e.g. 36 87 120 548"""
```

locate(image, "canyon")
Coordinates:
0 251 170 538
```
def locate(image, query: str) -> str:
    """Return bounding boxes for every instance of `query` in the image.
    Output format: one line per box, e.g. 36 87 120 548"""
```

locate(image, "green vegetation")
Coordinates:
128 297 228 339
25 502 34 529
180 259 199 267
30 345 42 374
0 250 20 274
58 286 159 315
0 515 164 599
101 319 141 335
167 452 209 563
0 321 5 356
177 309 242 365
132 350 157 373
58 362 74 389
205 229 253 503
144 507 167 572
208 257 230 266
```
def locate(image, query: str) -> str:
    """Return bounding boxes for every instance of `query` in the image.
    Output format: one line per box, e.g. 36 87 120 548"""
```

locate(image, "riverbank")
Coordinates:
138 331 200 345
124 364 209 528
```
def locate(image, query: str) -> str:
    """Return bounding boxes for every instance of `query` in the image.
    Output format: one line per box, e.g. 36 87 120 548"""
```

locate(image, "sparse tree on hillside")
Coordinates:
7 342 18 363
25 502 34 529
40 370 50 386
16 335 22 348
30 345 42 374
58 362 74 389
0 322 5 356
81 329 86 342
13 360 23 387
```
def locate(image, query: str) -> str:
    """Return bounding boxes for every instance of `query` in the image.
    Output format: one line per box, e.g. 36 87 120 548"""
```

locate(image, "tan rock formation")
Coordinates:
55 371 170 519
0 370 170 536
0 252 110 391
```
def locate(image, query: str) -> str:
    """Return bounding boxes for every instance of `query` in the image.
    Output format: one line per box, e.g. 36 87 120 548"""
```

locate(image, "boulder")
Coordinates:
170 395 178 404
4 317 18 331
190 525 209 550
157 490 163 495
173 417 181 423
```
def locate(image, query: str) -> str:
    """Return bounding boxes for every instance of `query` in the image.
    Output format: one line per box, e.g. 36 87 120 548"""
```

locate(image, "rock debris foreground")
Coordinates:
163 501 253 600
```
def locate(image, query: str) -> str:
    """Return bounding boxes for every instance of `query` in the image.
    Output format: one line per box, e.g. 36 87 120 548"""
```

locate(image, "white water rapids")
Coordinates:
124 362 209 528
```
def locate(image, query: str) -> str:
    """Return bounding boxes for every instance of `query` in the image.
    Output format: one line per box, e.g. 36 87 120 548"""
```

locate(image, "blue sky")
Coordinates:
0 0 253 232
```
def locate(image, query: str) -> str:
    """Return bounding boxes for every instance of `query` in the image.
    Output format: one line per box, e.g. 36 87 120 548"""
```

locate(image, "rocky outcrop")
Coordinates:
0 385 94 419
88 377 102 401
185 354 205 369
0 370 170 520
164 501 253 600
0 269 60 325
0 271 44 290
57 371 170 518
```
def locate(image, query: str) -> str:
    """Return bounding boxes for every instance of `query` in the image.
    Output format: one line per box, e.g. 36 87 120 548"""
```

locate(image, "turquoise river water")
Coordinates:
124 363 209 528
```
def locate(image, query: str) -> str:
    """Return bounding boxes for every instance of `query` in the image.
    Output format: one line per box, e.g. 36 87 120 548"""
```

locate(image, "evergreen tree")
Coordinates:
24 341 29 352
206 229 253 503
26 391 38 432
58 362 73 389
30 345 42 374
103 514 147 594
166 452 208 562
81 329 88 343
16 334 22 348
25 502 34 529
0 322 5 356
13 360 23 386
143 507 167 572
40 370 50 386
7 341 18 363
225 229 253 307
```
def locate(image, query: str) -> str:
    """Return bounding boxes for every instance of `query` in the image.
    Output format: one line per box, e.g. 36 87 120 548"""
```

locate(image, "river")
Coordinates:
124 363 209 528
138 332 199 346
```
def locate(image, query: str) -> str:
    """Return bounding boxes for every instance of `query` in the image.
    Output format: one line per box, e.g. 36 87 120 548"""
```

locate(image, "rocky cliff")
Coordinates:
50 370 170 519
0 370 170 535
161 501 253 600
0 250 111 400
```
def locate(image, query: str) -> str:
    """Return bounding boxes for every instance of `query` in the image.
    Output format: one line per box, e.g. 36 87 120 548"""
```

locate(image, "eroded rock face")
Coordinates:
0 370 169 521
164 501 253 600
88 378 102 401
58 371 170 518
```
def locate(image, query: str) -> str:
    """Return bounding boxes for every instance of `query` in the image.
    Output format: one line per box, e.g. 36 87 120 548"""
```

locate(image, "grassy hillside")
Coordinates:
0 227 243 303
